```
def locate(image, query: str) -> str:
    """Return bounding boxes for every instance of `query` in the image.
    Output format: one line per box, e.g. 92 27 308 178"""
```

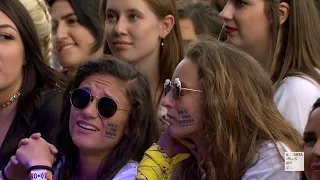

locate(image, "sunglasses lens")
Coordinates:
164 83 171 96
71 89 91 109
98 97 117 118
173 84 180 101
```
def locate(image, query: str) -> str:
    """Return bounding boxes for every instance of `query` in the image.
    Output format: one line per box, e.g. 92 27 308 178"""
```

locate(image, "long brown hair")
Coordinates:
55 56 159 180
0 0 65 118
265 0 320 87
100 0 184 106
173 37 302 179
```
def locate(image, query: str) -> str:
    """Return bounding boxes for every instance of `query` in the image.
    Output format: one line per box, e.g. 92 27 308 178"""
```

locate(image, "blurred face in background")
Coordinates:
304 107 320 180
51 0 95 72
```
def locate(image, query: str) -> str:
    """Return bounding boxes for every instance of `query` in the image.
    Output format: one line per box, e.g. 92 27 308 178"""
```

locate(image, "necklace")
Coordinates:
0 90 21 110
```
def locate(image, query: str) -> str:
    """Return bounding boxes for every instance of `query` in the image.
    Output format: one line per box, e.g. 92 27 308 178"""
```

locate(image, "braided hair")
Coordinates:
19 0 53 66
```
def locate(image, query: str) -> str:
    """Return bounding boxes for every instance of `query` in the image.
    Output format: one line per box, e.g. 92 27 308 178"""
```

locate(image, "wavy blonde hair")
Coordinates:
172 37 303 180
18 0 53 66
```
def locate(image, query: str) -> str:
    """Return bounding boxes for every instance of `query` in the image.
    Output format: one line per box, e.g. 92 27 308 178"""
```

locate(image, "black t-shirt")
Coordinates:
0 89 63 169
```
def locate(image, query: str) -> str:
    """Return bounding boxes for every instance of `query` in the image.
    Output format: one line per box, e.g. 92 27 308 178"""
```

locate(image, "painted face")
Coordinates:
0 10 24 92
161 58 203 139
51 0 96 71
304 107 320 180
69 74 131 155
220 0 271 53
104 0 163 64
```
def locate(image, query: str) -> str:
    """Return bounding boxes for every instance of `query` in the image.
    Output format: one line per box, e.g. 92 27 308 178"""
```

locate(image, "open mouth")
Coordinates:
77 122 98 131
60 44 75 52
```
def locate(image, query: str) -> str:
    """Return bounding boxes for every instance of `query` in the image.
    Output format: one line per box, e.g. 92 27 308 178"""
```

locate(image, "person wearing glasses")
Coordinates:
2 56 159 180
135 38 302 180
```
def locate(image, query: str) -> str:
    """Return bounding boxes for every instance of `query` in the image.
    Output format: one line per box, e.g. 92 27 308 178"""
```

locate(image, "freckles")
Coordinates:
177 109 195 127
104 122 119 139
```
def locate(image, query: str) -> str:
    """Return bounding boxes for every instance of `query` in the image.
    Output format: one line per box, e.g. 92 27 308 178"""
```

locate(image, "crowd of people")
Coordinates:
0 0 319 179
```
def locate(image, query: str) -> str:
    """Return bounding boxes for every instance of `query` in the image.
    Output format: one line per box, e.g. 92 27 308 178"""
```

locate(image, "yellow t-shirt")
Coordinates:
136 143 190 180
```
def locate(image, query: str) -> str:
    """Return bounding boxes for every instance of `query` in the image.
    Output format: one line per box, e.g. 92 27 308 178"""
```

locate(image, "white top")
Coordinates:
242 142 300 180
113 160 138 180
274 76 320 133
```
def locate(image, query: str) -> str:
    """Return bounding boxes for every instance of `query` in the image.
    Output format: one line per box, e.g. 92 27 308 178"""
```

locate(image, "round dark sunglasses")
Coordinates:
164 78 202 101
70 88 130 118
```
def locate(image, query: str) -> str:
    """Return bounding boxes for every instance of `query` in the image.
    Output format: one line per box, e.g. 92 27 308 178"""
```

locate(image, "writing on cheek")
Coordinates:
105 122 119 139
178 109 194 126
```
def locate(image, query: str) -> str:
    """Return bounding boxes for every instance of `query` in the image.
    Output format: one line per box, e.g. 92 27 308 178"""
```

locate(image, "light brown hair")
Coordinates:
173 37 303 179
265 0 320 87
100 0 185 105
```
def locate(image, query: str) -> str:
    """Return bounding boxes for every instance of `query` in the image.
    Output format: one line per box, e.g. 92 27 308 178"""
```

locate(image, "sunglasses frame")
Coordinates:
70 88 130 118
164 78 202 101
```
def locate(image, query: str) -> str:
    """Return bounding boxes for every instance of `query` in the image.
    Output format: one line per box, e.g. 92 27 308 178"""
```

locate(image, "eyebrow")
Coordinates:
0 24 17 32
61 13 76 20
125 8 142 14
105 8 117 14
105 8 142 14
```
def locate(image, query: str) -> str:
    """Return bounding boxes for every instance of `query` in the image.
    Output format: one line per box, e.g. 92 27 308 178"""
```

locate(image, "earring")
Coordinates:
161 38 165 46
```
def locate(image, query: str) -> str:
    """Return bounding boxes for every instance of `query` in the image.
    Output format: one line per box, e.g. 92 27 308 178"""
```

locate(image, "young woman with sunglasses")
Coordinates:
135 38 302 179
220 0 320 134
2 56 159 180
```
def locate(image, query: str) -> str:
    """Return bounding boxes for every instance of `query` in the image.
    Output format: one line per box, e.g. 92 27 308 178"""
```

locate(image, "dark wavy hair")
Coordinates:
48 0 104 53
54 55 159 180
0 0 65 119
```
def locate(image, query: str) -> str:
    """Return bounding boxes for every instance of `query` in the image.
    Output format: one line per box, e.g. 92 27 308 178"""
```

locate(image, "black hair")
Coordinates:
0 0 65 119
48 0 104 53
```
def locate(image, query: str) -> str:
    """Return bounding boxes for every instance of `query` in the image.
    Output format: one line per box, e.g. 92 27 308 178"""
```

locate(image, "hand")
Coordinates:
15 135 56 169
2 156 28 180
18 133 58 155
157 128 196 158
